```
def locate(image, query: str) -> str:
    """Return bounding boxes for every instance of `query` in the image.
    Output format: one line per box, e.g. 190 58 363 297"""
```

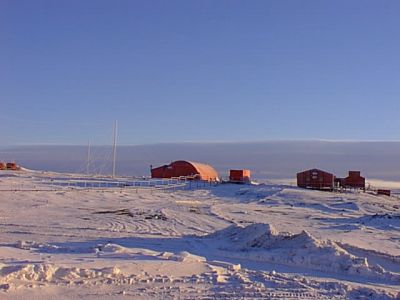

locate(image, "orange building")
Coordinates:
151 160 219 181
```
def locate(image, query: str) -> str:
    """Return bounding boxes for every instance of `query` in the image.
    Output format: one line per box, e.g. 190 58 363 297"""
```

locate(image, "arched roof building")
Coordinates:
151 160 219 181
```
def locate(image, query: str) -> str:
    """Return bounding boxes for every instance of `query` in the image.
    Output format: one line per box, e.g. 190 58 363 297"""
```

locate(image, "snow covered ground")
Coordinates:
0 170 399 299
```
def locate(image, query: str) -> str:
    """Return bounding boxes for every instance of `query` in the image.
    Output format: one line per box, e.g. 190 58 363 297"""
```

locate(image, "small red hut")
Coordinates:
229 169 251 184
297 168 335 190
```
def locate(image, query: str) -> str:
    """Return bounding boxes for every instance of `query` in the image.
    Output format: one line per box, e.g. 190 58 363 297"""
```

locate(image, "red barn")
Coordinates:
337 171 365 189
151 160 219 181
297 169 335 190
229 169 251 184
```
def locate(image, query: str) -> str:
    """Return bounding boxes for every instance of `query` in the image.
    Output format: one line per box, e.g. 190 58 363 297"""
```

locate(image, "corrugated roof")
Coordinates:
171 160 218 180
176 160 219 180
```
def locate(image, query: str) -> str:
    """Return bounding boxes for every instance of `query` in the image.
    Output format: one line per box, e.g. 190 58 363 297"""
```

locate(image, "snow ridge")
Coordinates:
208 223 400 283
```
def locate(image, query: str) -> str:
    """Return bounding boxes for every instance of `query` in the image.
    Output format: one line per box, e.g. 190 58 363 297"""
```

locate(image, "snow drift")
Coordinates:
207 223 400 283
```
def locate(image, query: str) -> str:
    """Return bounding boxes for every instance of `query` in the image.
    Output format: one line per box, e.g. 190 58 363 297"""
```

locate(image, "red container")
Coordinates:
229 169 251 183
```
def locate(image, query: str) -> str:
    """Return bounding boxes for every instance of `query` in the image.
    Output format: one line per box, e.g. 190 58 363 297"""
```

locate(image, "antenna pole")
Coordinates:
86 140 91 175
112 120 118 178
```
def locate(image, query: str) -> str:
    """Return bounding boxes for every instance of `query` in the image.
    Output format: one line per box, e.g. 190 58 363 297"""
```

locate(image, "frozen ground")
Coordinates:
0 171 399 299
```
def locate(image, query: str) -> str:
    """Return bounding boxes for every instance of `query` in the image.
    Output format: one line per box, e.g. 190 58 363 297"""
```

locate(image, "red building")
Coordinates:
297 169 335 190
229 169 251 184
151 160 219 181
0 162 6 170
6 162 19 171
337 171 365 189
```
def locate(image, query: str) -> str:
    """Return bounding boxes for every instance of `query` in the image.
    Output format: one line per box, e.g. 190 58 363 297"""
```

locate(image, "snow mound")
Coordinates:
348 287 399 300
1 264 57 282
207 223 400 282
209 223 324 251
167 251 206 263
96 244 162 260
209 223 280 249
0 263 122 287
99 243 132 254
14 240 64 252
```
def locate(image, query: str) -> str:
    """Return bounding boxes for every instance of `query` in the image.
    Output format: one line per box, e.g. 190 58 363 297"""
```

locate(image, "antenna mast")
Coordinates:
86 140 91 175
112 120 118 178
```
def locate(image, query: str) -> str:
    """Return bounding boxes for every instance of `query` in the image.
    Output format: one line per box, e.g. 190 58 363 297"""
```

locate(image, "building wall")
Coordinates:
297 169 335 190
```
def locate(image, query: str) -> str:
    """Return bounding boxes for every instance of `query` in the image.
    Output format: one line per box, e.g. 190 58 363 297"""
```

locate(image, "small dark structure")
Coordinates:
151 160 219 181
377 189 391 197
297 168 335 190
229 169 251 184
6 162 18 171
0 162 6 170
336 171 365 189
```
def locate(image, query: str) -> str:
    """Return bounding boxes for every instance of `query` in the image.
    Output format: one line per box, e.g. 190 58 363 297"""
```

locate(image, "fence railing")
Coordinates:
0 175 219 192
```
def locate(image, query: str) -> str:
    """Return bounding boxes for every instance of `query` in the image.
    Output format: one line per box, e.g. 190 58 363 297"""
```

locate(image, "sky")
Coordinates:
1 1 400 145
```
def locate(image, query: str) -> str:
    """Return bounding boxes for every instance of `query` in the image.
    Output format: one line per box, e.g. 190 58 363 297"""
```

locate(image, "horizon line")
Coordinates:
3 138 400 147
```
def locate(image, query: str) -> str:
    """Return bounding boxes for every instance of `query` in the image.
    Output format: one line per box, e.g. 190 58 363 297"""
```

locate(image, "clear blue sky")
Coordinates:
1 0 400 145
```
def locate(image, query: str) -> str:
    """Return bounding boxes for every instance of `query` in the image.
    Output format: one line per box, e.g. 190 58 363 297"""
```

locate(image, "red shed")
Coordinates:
297 168 335 190
229 169 251 184
0 162 6 170
151 160 219 181
338 171 365 189
6 162 18 171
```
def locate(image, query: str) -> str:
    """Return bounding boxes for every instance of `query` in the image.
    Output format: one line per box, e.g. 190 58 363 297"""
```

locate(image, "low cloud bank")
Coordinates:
1 141 400 180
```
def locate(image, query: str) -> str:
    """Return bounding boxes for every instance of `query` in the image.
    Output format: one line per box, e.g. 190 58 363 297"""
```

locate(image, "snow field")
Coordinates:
0 171 399 299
